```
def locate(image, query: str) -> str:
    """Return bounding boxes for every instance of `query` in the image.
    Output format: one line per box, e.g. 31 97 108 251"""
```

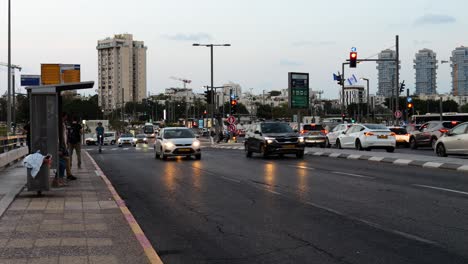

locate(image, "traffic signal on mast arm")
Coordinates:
230 99 238 114
350 52 357 68
204 90 213 104
407 102 414 109
400 81 406 93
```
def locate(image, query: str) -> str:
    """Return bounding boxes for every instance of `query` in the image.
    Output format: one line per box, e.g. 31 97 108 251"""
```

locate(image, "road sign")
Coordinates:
227 116 236 124
288 72 309 109
21 75 40 86
394 110 402 119
407 97 413 103
351 47 357 52
228 124 236 132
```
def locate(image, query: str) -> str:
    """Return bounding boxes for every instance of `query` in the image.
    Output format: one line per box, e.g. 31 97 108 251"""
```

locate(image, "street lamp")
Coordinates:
360 78 370 120
192 43 231 132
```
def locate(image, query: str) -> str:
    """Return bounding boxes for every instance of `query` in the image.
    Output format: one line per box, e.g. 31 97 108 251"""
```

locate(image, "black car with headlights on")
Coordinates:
245 122 305 158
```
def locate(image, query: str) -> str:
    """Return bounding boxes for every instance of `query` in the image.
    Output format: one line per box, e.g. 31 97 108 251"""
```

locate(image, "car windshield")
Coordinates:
389 128 407 135
443 122 460 129
136 134 146 138
303 124 324 131
261 123 293 133
121 134 133 138
163 129 195 139
104 133 114 137
365 124 388 130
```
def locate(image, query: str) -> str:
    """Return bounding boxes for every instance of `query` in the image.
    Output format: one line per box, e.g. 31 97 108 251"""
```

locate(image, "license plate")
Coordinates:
282 145 296 149
178 148 191 152
310 132 320 135
377 135 388 139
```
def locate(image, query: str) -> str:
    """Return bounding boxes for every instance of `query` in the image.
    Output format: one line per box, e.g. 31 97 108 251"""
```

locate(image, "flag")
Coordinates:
352 74 358 83
333 73 339 81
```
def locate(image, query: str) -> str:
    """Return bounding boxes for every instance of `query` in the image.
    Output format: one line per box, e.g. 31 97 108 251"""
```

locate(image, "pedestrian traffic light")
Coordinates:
205 90 213 104
350 52 357 68
230 99 238 114
399 81 406 93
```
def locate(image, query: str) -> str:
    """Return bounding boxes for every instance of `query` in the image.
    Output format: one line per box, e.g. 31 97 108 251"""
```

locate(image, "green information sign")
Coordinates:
288 72 309 109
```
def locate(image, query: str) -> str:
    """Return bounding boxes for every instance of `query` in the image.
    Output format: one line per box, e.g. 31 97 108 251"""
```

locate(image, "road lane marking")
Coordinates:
305 201 438 246
221 176 241 183
332 171 374 179
422 162 443 168
266 189 281 195
289 165 315 170
412 184 468 196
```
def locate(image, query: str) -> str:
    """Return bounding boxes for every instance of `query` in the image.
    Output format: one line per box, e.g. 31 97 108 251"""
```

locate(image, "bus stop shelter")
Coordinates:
25 82 94 174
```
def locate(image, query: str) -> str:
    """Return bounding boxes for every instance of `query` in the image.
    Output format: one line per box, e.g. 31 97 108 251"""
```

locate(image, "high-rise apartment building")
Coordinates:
376 49 399 97
97 34 147 111
414 49 437 95
451 46 468 96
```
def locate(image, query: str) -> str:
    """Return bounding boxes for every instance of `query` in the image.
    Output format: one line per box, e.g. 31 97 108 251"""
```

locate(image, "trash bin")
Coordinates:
27 156 51 195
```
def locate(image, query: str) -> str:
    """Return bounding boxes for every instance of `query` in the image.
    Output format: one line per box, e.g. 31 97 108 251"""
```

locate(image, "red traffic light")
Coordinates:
231 100 237 106
350 52 357 58
350 52 357 68
407 103 413 109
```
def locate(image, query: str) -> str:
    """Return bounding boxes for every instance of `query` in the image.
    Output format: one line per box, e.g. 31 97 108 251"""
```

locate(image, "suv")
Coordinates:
245 122 305 158
409 121 461 149
300 124 327 147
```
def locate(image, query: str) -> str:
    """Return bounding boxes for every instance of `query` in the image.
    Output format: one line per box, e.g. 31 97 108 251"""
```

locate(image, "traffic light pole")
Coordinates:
395 35 400 126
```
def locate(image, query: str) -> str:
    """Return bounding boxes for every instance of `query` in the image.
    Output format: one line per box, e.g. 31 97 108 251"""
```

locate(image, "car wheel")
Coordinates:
118 144 122 148
410 138 417 149
355 140 363 151
195 154 202 160
245 144 253 158
319 143 326 148
336 139 342 149
160 150 167 160
325 138 331 148
430 137 437 150
436 143 448 157
260 145 269 158
386 147 395 153
296 151 304 159
111 140 115 145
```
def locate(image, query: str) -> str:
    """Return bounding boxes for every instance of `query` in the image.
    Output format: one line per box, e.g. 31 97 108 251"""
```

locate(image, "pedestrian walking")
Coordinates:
68 117 82 169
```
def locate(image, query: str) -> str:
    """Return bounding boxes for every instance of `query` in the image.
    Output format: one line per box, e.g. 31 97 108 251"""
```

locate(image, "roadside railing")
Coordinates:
0 135 27 154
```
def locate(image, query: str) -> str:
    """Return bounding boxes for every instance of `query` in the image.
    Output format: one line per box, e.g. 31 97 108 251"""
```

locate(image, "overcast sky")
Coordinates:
0 0 466 98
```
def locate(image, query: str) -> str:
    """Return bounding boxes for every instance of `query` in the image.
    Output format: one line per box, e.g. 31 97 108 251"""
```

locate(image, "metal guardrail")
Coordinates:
0 135 27 154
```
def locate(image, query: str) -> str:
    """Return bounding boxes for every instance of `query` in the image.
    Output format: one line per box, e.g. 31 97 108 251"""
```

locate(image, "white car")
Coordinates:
154 127 201 160
118 133 137 147
434 122 468 157
326 123 351 147
336 124 396 152
388 127 410 147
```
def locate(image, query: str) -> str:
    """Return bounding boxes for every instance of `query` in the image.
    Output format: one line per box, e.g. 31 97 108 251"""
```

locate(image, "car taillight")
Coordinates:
364 132 374 136
439 129 449 134
321 129 328 134
390 132 396 137
300 130 305 134
406 134 410 136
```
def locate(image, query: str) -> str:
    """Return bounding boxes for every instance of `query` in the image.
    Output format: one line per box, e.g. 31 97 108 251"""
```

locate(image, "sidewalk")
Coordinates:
0 150 160 264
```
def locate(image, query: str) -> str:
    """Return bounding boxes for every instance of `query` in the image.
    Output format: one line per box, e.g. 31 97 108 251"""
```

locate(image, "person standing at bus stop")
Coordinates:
68 117 83 169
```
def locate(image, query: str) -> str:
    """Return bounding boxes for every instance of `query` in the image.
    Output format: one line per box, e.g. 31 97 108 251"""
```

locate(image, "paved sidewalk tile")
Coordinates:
0 151 151 264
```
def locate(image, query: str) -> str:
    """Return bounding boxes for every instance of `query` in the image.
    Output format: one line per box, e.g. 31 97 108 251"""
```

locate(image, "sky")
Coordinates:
0 0 466 99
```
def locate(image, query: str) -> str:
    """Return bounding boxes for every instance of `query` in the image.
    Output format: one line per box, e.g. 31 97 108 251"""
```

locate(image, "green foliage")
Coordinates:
62 95 102 120
461 104 468 113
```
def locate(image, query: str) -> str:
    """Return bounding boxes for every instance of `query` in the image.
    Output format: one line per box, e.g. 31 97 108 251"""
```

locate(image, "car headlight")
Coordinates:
133 138 137 142
143 138 147 141
298 137 305 143
164 142 175 148
117 139 121 143
265 137 275 144
192 140 200 147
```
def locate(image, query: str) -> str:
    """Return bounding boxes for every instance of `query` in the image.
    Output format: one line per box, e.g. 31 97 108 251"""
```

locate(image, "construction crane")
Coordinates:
0 62 22 71
170 76 192 89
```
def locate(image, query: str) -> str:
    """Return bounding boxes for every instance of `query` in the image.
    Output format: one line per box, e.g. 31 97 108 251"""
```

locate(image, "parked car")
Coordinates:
85 135 97 145
409 121 461 149
300 124 327 147
103 132 116 145
154 127 201 160
326 123 352 148
245 122 305 158
434 122 468 157
388 127 410 147
135 134 148 144
118 133 137 147
336 124 396 152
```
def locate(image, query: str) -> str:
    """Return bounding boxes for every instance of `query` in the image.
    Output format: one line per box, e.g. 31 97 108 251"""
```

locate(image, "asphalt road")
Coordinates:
89 144 468 264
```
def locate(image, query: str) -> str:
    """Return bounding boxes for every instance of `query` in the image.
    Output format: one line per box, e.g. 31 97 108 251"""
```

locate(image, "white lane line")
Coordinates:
221 176 241 183
305 202 437 246
412 184 468 196
266 189 281 195
332 171 375 179
289 165 315 170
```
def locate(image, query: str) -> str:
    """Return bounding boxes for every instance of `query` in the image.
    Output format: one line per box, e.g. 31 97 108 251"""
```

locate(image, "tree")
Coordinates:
269 90 281 96
461 104 468 113
62 95 102 120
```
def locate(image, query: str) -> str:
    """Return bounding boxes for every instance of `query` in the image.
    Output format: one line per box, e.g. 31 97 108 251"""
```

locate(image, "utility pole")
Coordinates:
7 0 11 134
395 35 400 126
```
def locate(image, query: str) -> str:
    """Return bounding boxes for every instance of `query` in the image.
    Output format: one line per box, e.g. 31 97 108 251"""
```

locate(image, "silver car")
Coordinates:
434 122 468 157
154 127 201 160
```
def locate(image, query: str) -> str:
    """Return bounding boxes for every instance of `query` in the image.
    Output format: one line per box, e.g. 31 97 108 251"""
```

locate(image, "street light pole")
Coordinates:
7 0 12 134
361 78 370 120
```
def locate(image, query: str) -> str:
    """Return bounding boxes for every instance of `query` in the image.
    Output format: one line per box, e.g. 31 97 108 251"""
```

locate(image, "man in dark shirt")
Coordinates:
68 117 83 170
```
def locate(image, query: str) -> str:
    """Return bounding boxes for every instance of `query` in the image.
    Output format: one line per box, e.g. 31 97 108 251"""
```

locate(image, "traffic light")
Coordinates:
341 113 346 122
350 52 357 68
203 110 207 117
204 90 213 104
399 81 406 93
407 102 413 109
230 99 238 114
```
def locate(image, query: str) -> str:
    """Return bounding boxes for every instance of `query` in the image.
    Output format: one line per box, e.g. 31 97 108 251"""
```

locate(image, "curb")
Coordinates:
208 145 468 172
84 151 164 264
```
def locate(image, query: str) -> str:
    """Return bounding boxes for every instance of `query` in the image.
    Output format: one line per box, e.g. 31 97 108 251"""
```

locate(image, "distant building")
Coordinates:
341 85 366 106
451 46 468 96
97 34 147 111
376 49 399 97
414 49 438 95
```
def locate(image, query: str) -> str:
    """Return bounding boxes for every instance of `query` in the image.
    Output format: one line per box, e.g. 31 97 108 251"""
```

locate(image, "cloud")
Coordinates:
414 14 456 25
280 59 304 67
162 33 212 42
292 40 336 47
